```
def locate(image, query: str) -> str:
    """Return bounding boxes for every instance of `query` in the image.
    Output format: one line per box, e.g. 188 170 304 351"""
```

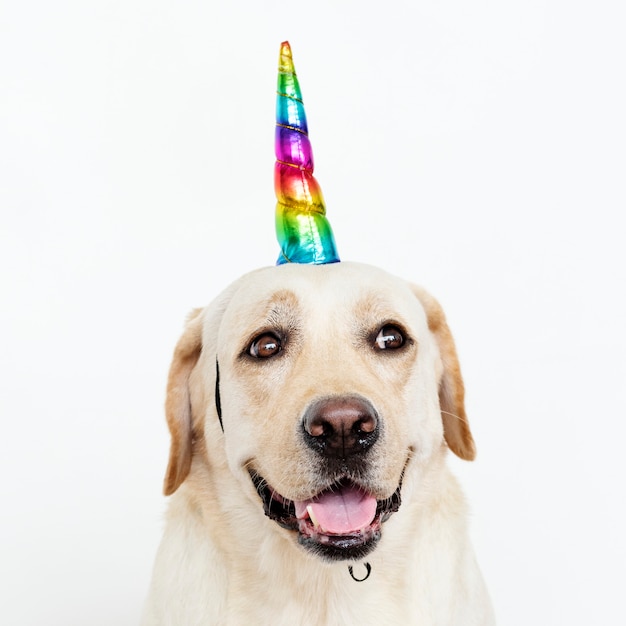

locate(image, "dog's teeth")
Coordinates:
306 505 320 529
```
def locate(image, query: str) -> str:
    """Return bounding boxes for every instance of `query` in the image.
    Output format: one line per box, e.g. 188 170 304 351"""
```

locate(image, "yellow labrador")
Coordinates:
142 261 494 624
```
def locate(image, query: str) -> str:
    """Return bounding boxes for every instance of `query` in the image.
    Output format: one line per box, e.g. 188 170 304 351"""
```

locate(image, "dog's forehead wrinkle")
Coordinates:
241 287 300 319
266 295 301 329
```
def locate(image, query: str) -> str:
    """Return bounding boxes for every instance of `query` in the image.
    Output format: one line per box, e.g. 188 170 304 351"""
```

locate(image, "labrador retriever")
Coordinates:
142 261 494 625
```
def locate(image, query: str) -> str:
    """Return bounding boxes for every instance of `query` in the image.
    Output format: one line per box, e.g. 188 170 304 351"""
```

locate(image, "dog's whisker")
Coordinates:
440 409 470 425
269 487 284 506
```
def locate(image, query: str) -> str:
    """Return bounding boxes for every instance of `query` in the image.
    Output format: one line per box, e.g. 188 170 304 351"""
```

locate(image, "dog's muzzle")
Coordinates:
250 395 403 561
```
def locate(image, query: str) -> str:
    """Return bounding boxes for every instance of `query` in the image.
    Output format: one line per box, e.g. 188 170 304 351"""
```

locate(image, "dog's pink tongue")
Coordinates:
295 485 377 534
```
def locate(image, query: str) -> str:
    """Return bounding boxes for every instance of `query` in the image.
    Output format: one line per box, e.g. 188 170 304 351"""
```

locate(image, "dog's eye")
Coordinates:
374 325 405 350
248 333 282 359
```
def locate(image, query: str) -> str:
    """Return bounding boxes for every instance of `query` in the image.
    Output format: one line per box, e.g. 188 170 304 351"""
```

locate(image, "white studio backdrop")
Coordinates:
1 1 625 624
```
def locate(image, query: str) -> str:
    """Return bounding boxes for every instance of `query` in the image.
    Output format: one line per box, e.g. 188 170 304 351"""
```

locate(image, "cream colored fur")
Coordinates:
142 262 494 625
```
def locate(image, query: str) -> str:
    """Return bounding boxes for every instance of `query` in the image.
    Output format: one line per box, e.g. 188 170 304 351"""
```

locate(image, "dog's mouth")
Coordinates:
250 473 402 561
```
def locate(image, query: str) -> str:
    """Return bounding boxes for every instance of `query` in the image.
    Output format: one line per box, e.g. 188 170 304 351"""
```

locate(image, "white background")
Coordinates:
1 1 625 624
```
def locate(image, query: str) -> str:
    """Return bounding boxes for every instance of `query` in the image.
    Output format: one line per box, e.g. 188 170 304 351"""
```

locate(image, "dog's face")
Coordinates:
163 262 475 562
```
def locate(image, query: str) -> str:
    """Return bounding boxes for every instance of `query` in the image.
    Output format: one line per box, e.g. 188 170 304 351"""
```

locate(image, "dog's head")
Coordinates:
162 262 475 562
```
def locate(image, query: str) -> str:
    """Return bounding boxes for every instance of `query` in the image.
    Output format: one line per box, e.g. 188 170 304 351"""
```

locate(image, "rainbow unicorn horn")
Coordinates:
274 41 340 265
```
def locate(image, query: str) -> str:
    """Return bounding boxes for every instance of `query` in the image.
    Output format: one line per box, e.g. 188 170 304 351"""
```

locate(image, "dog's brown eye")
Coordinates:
249 333 282 358
374 325 405 350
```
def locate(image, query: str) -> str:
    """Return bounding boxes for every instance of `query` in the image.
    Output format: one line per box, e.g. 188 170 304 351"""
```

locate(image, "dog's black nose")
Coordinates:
302 395 379 458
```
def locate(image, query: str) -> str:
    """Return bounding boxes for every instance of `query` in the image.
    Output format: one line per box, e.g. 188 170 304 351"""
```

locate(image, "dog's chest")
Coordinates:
227 567 411 625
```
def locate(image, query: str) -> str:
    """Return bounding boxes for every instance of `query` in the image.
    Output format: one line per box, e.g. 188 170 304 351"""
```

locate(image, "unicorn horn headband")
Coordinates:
274 41 340 265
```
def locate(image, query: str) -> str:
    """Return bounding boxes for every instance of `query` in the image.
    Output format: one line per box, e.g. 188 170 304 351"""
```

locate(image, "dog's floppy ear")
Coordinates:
411 286 476 461
163 308 204 495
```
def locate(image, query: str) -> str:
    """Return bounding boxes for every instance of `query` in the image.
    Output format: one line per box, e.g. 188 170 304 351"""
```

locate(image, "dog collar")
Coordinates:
349 562 372 582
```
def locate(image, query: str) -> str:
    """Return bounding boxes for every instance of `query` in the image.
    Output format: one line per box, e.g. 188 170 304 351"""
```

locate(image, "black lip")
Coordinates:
250 472 402 561
297 518 383 561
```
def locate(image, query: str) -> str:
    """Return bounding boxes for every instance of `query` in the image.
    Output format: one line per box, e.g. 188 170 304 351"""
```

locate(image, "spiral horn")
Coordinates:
274 41 340 265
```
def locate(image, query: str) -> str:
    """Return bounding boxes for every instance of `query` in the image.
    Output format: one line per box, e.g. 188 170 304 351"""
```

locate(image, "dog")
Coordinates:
142 261 495 624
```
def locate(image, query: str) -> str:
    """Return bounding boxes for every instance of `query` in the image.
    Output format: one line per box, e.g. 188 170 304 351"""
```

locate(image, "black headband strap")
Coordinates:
215 359 224 432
